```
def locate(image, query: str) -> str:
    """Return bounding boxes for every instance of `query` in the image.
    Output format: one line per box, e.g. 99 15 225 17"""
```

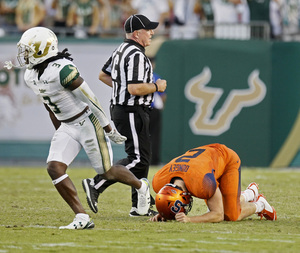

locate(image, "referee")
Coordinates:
83 14 167 216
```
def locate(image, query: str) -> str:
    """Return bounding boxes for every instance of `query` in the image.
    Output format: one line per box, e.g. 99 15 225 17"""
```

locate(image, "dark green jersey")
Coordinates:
247 0 270 21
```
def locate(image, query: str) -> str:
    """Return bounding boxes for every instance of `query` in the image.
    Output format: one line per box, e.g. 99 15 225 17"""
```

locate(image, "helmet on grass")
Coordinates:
155 183 193 220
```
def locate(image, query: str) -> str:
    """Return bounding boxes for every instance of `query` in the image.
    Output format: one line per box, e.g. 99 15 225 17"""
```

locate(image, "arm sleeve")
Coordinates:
72 81 110 127
102 56 112 75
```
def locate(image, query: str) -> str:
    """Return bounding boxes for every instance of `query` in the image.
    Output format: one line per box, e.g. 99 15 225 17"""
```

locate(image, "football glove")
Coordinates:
106 129 127 144
4 61 14 70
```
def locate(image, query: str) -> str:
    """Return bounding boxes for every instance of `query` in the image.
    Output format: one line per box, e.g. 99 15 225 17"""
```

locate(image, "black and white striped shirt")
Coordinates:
102 39 154 107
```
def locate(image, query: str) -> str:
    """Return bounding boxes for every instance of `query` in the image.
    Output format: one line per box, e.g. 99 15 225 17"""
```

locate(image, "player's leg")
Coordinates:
241 182 259 202
48 161 86 214
47 125 94 229
103 164 141 189
102 164 151 215
82 112 150 215
239 194 277 221
220 147 276 221
238 200 257 220
80 113 113 213
238 182 259 220
240 181 276 220
220 162 258 221
218 147 242 221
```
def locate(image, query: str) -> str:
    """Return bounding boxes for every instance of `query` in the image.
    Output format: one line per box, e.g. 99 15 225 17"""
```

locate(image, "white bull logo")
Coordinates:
185 67 267 136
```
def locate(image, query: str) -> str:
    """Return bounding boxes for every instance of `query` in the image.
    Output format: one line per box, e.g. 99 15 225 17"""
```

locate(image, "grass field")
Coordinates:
0 166 299 253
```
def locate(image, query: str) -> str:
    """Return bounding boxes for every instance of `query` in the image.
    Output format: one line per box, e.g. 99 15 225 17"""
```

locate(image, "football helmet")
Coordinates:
17 27 58 69
155 183 193 220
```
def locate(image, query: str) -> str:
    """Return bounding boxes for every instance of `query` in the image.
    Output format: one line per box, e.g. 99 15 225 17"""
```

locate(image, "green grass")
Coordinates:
0 166 299 253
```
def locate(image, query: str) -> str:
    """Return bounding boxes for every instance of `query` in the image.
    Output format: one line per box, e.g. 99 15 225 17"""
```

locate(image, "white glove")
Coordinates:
4 61 14 70
106 129 127 144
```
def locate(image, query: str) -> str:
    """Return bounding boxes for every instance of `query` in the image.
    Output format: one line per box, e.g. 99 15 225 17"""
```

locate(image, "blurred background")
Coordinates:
0 0 299 168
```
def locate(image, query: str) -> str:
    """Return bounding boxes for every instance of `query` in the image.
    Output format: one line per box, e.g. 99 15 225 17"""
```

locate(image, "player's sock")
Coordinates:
136 179 148 194
241 189 255 202
76 213 90 220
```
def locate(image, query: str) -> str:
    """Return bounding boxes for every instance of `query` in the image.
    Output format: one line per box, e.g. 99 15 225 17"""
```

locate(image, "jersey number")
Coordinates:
111 53 120 80
175 148 205 163
43 96 61 113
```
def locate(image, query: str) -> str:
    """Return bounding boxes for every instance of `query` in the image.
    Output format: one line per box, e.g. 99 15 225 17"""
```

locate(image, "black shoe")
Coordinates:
129 207 158 217
82 178 99 213
150 194 155 206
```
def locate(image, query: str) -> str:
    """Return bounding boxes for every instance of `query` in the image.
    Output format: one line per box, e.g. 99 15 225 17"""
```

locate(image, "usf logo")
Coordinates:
185 67 266 136
29 40 54 58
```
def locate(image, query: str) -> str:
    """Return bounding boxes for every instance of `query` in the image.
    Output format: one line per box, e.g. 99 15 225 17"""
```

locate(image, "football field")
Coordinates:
0 166 299 253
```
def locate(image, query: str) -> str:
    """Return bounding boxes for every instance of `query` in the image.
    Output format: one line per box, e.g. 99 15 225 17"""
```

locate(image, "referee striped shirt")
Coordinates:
102 39 154 107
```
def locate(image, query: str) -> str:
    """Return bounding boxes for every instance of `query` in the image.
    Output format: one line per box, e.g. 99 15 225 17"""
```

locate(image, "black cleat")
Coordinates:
129 208 158 217
82 178 99 213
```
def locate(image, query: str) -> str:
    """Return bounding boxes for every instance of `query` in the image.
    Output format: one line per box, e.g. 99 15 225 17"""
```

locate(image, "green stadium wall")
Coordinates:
0 38 299 168
155 39 300 167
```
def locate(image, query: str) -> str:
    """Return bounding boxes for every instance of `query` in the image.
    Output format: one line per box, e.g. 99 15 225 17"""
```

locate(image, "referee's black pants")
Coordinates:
94 104 152 208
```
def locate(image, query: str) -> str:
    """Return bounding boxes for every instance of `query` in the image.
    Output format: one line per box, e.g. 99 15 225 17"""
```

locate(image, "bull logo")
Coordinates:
31 40 53 58
185 67 266 136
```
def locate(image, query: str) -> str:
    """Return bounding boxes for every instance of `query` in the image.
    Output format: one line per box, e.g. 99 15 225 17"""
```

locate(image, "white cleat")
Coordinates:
256 194 277 221
59 214 95 230
136 178 151 215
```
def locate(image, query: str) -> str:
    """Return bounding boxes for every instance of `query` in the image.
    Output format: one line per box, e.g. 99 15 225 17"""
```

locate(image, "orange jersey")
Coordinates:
152 144 242 220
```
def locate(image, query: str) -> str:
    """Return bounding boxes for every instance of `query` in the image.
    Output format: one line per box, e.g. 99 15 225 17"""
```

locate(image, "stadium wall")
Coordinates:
155 39 300 167
0 38 125 166
0 38 299 167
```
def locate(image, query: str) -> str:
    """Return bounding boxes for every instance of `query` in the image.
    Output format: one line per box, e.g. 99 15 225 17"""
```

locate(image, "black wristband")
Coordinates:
154 82 158 92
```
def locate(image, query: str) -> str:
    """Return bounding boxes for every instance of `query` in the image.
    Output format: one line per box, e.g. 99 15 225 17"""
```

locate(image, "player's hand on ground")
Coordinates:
175 213 190 223
106 129 127 144
149 213 166 222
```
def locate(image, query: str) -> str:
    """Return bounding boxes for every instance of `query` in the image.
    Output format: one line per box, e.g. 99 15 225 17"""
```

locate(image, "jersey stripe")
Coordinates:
125 112 141 169
89 113 111 172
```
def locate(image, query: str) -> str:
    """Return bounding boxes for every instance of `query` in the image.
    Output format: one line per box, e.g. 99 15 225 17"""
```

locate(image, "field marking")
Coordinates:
217 237 295 243
0 225 57 229
0 241 237 253
1 224 300 239
165 238 238 246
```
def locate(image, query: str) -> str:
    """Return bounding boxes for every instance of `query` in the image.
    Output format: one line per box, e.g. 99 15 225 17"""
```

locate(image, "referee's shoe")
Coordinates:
130 191 158 217
129 208 158 217
82 178 99 213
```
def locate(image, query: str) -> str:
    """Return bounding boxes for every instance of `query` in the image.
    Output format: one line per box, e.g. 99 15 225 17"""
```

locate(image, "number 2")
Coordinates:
175 148 205 163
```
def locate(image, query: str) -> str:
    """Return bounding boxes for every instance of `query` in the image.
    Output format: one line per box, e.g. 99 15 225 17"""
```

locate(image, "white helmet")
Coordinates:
17 27 58 69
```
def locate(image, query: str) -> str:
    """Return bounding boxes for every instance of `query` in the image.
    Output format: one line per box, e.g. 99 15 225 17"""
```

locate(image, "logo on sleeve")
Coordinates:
60 65 79 87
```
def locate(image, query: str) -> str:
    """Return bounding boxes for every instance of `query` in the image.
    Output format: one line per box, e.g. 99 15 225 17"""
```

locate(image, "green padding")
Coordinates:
156 39 299 167
0 141 126 164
